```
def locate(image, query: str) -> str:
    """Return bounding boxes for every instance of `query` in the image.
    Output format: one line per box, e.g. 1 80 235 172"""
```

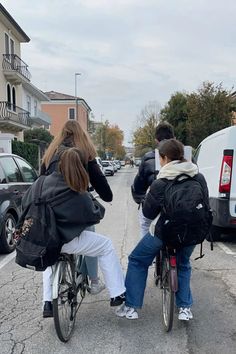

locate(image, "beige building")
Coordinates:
0 4 51 144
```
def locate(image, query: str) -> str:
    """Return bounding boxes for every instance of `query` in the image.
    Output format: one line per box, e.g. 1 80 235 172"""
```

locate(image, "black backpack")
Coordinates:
162 174 212 255
15 175 70 271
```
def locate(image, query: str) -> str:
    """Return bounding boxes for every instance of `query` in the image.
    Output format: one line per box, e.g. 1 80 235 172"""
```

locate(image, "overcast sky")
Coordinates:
2 0 236 144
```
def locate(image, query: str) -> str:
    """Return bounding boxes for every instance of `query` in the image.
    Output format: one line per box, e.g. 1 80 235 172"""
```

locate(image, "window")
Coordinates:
193 145 201 163
14 157 37 182
5 33 9 59
0 164 7 184
7 83 11 110
68 108 75 119
0 157 22 182
12 86 16 111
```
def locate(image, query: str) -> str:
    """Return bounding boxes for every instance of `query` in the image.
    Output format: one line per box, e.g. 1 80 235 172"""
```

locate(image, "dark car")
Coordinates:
0 153 38 253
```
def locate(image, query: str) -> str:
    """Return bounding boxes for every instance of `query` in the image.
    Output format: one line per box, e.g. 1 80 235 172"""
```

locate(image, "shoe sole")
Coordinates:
43 312 53 318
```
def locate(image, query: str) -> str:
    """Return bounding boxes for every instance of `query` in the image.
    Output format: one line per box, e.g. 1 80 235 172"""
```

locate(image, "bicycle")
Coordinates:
52 253 89 342
154 247 178 332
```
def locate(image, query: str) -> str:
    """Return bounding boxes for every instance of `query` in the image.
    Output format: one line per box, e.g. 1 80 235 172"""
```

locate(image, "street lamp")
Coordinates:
74 73 81 120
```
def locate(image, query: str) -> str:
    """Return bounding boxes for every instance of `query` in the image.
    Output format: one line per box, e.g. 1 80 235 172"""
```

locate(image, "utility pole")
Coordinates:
74 73 81 120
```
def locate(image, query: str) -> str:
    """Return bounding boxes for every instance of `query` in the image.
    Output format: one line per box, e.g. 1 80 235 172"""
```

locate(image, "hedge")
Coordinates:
12 140 38 170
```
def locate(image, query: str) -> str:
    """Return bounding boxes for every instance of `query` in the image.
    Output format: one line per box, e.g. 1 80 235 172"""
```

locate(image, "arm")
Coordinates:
142 179 166 219
88 160 113 202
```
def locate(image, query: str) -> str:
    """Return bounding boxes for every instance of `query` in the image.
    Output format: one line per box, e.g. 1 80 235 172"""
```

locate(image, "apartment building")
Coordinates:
41 91 91 136
0 4 51 145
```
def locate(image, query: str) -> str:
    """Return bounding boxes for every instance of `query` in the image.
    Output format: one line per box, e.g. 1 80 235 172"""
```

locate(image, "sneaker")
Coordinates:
116 303 139 320
90 279 105 295
43 301 53 318
110 292 126 307
178 307 193 321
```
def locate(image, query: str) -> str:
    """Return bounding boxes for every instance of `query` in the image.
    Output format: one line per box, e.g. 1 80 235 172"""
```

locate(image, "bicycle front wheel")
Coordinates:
161 257 175 332
53 257 77 342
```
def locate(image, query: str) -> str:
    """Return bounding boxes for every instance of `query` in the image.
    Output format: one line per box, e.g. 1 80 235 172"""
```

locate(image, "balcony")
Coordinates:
31 109 51 128
0 101 32 132
2 54 31 84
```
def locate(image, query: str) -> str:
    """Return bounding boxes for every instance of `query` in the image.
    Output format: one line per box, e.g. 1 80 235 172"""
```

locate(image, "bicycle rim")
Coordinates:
161 259 175 332
53 259 77 342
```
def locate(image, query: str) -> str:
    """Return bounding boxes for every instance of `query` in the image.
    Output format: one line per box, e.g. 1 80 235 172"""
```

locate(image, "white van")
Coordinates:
95 157 105 175
194 126 236 239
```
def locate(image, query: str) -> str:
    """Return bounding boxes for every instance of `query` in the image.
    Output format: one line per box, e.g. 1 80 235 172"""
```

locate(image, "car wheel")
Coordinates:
0 213 17 253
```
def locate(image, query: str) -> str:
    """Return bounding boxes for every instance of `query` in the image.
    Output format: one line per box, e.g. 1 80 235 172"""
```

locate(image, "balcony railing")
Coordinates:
2 54 31 81
0 101 32 127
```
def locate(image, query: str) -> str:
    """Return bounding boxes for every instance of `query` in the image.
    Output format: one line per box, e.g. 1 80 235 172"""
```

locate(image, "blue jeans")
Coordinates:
125 233 195 309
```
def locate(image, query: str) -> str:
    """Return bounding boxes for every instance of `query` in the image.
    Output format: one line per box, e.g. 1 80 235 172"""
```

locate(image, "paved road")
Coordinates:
0 167 236 354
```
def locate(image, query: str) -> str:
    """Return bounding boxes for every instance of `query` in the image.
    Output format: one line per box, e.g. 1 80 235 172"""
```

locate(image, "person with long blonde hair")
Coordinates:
41 120 113 317
23 147 125 312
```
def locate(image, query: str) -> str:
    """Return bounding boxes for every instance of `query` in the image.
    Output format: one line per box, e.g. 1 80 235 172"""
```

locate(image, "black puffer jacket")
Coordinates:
131 150 156 204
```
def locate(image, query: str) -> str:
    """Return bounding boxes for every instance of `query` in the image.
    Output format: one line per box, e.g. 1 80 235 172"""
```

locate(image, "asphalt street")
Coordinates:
0 166 236 354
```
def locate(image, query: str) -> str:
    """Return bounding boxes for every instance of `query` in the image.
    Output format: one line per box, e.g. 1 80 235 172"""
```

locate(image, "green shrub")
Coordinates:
12 141 38 170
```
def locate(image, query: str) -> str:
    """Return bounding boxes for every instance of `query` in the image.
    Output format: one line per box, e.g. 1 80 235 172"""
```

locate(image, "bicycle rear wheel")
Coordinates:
53 257 77 342
161 256 175 332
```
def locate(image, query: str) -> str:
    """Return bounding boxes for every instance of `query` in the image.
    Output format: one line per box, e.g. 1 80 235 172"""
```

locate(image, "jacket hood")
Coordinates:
156 160 198 180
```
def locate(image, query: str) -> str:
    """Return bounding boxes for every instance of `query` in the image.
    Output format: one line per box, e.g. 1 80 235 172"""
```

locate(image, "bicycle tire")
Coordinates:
53 257 77 342
161 256 175 332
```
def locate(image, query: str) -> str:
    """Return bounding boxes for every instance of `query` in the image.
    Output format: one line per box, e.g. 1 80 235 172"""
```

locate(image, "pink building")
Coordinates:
41 91 91 136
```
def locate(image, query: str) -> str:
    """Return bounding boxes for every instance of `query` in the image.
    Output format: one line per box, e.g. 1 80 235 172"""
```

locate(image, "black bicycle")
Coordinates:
154 247 178 332
52 253 89 342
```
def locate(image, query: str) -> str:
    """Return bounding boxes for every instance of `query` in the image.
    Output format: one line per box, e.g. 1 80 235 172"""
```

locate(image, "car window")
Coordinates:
0 157 22 182
102 162 109 167
14 157 37 182
0 163 7 183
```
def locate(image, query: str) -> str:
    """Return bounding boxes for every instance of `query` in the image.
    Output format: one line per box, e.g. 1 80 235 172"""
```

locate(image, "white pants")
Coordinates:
43 230 125 301
139 208 152 238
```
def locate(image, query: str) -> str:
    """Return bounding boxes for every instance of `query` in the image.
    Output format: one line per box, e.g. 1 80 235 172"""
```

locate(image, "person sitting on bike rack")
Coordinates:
116 139 210 320
33 146 126 316
40 120 113 317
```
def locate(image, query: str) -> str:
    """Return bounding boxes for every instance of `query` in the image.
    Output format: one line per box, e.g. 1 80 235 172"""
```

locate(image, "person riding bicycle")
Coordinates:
131 122 175 237
23 147 125 315
40 120 113 317
116 139 210 320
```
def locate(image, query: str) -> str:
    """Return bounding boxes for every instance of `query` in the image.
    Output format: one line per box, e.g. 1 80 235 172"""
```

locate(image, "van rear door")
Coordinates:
229 149 236 219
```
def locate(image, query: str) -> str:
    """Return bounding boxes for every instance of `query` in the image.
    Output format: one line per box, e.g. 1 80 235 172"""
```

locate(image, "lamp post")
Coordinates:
74 72 81 120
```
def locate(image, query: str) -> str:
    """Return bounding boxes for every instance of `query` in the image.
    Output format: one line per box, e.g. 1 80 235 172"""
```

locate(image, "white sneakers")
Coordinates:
116 303 139 319
90 279 105 295
178 307 193 321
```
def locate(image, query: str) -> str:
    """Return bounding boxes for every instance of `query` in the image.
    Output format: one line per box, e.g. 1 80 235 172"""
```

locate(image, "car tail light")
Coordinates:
219 150 233 193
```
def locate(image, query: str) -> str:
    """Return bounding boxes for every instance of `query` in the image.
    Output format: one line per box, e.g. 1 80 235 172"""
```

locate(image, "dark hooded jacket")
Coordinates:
22 172 105 243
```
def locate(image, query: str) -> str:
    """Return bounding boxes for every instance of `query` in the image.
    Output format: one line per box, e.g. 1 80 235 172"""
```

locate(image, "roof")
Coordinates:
0 4 30 43
44 91 92 111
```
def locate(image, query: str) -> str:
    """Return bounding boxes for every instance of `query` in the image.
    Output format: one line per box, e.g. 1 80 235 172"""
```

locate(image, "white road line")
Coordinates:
216 242 236 256
0 251 16 271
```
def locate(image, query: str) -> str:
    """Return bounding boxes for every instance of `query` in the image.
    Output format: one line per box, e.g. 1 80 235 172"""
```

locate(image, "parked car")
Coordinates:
95 157 105 175
120 161 126 167
114 160 121 169
102 161 114 176
111 161 118 172
0 153 38 253
194 126 236 240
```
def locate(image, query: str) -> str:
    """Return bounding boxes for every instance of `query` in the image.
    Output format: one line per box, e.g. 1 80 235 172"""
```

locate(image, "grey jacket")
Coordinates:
22 172 105 243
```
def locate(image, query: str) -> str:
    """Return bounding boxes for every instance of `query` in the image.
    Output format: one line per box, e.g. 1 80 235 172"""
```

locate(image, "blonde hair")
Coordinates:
42 120 96 168
59 148 89 192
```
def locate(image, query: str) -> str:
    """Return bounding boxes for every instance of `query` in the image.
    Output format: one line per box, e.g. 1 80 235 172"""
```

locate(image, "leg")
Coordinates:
125 233 163 309
43 266 53 302
175 245 195 308
61 231 125 298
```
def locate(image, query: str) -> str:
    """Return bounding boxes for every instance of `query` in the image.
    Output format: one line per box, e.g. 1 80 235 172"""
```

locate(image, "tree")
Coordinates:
186 82 233 147
132 102 161 157
24 128 53 145
160 92 188 144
